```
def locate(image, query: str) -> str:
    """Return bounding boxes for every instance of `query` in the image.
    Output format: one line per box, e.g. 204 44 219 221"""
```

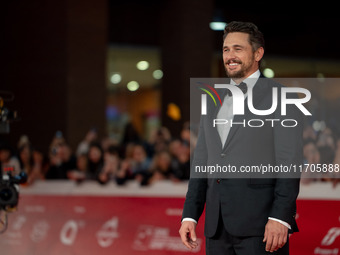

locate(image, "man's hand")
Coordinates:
263 219 288 253
179 221 198 250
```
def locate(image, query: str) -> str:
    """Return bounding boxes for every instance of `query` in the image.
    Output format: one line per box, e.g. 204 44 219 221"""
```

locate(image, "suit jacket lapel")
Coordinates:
221 98 246 151
211 88 229 149
222 77 269 151
249 76 269 111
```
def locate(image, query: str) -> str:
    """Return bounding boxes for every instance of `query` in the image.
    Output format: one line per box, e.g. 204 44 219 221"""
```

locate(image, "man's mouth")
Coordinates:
226 60 242 69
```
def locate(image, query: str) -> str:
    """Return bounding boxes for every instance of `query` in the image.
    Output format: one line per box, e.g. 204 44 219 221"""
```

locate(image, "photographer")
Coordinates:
45 133 77 179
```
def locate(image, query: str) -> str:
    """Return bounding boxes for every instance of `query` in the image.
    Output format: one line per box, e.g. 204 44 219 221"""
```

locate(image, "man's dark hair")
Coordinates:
223 21 265 52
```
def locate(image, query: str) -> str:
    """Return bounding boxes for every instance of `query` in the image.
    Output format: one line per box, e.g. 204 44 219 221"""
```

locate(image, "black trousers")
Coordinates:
206 212 289 255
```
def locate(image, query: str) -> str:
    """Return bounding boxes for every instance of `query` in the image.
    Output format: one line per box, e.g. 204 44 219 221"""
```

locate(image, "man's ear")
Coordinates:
255 47 264 62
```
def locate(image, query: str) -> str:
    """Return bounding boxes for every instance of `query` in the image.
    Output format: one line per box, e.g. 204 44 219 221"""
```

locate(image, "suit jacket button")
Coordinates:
216 179 220 184
221 153 226 158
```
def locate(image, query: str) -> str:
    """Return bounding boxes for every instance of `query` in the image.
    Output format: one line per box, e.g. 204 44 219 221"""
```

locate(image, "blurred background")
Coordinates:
1 0 340 152
0 1 340 254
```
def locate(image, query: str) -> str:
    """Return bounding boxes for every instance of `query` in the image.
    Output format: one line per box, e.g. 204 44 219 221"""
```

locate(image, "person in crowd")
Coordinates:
169 139 182 157
18 135 33 178
318 146 335 165
18 143 34 177
330 139 340 187
180 122 197 155
120 122 143 158
97 145 121 184
168 138 183 182
130 143 152 185
148 150 173 184
114 143 134 185
18 145 45 185
46 132 77 179
28 149 47 184
316 128 336 163
316 127 335 149
101 136 119 153
320 138 340 187
114 158 132 185
49 131 66 153
316 128 337 181
303 125 317 141
86 142 104 180
16 135 45 184
0 143 21 176
147 126 172 157
301 139 321 183
76 128 98 156
67 154 88 182
171 140 190 181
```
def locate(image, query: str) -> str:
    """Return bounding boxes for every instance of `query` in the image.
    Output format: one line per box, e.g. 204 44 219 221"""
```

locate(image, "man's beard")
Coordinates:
224 56 254 79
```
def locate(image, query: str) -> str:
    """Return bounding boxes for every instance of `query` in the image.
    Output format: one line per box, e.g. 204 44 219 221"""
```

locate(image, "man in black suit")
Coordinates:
179 21 303 254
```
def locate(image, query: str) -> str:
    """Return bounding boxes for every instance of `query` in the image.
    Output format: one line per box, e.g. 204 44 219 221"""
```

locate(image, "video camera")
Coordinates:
0 170 27 211
0 169 27 234
0 91 26 233
0 91 23 210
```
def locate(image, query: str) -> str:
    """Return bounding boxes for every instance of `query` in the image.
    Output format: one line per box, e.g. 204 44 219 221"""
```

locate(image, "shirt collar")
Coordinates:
231 69 261 91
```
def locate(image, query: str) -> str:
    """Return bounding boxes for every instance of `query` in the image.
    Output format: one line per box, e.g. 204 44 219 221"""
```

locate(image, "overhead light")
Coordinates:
153 70 163 79
263 68 275 78
127 81 139 91
136 61 149 71
110 73 122 84
209 22 227 31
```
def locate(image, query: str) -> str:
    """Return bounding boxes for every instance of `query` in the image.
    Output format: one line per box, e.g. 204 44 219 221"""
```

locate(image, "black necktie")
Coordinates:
226 82 247 96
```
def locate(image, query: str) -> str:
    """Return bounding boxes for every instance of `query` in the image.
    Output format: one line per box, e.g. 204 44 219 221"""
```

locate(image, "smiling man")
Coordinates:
223 24 264 82
179 21 303 255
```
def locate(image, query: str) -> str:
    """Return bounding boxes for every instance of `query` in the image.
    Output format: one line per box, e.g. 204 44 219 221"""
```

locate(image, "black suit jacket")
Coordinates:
182 77 303 238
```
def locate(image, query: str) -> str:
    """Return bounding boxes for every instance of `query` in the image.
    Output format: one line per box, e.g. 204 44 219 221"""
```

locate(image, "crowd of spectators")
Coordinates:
302 125 340 187
0 123 196 187
0 122 339 187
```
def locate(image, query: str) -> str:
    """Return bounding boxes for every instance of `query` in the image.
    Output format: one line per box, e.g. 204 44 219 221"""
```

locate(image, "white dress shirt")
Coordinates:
216 70 260 147
183 70 291 230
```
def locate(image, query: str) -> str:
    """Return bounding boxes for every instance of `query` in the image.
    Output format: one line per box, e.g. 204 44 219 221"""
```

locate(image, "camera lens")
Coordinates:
0 188 13 202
